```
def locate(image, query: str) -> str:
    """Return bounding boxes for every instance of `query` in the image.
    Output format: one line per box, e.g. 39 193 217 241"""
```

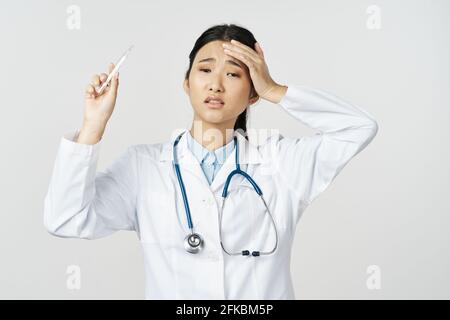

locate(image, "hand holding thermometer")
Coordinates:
95 45 134 95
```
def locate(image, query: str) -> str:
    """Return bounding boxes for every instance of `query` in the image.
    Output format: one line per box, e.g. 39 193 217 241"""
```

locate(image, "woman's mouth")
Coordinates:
205 101 225 109
204 97 225 109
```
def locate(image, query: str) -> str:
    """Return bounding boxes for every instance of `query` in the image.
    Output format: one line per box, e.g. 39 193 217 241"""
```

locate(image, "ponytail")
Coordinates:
234 86 258 140
233 109 248 139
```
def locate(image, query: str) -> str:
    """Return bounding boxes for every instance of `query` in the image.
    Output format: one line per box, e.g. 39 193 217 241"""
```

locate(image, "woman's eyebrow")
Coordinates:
197 57 243 69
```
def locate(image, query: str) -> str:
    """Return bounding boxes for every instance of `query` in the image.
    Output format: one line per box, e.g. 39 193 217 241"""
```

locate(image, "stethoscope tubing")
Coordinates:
172 131 278 257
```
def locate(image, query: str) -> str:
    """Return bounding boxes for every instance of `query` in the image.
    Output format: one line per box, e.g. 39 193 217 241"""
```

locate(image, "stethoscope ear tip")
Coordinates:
241 250 261 257
241 250 260 257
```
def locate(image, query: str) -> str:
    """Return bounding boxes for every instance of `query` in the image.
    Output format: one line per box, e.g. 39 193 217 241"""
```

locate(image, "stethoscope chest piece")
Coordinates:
184 233 204 254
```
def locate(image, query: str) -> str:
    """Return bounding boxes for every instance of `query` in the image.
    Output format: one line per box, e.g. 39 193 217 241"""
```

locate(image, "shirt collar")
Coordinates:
186 130 235 165
158 128 264 165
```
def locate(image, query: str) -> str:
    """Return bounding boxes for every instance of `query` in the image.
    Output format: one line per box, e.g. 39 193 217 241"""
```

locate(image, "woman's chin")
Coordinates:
199 110 229 123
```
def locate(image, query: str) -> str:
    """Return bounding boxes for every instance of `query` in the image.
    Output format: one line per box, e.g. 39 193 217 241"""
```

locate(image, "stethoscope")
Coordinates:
172 131 278 257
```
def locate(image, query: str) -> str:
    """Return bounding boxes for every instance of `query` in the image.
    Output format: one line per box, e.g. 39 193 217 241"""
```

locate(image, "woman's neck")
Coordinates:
189 118 235 151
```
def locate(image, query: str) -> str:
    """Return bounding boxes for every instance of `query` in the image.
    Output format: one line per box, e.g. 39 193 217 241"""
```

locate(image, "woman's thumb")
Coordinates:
109 72 119 95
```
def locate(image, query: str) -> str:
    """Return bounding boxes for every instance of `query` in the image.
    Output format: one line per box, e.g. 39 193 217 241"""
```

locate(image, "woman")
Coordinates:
44 24 378 299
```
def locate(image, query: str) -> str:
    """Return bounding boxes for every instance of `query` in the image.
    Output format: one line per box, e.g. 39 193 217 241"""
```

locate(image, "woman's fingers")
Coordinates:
223 48 255 71
224 40 260 63
100 73 108 83
100 63 116 92
85 84 96 99
254 42 264 58
86 63 118 98
86 84 94 93
91 64 114 85
91 74 100 87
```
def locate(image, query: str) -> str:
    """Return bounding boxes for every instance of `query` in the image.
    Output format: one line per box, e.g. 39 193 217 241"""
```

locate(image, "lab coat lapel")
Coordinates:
172 129 212 187
159 129 264 193
209 131 263 194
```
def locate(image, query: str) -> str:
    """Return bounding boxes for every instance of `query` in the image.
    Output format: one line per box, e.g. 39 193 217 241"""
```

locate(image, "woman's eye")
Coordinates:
199 68 239 78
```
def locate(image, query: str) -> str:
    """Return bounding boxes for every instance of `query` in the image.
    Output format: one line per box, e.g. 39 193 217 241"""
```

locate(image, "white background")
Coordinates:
0 0 449 299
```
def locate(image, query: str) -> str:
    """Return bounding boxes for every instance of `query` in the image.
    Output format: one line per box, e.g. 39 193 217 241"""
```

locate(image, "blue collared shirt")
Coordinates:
186 131 235 185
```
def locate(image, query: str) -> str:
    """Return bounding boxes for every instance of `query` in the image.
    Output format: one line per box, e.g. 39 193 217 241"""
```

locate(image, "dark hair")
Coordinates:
184 23 259 139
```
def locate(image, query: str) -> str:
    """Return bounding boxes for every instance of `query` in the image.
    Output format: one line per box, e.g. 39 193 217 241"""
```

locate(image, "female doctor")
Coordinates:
44 24 378 299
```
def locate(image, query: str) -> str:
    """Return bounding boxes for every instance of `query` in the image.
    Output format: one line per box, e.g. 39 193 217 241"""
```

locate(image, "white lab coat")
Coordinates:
44 84 378 299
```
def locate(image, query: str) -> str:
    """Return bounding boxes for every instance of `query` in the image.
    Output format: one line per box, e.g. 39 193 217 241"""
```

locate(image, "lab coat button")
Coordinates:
206 198 215 206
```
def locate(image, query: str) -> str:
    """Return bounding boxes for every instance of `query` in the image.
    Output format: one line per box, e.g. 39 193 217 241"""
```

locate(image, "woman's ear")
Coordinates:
249 94 260 106
248 89 260 106
183 79 189 95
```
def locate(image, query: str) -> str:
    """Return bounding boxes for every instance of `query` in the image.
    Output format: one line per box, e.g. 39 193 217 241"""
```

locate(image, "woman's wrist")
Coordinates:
263 84 288 104
77 122 106 145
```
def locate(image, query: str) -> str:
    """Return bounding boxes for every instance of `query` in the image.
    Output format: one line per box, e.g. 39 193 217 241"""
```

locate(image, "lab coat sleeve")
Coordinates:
273 84 378 211
43 129 138 239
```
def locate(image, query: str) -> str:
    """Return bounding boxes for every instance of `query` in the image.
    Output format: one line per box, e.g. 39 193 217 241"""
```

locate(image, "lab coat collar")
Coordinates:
158 128 264 192
158 128 264 165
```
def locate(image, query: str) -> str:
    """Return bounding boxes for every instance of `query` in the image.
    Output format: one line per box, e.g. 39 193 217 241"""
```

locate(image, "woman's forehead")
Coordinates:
195 41 245 68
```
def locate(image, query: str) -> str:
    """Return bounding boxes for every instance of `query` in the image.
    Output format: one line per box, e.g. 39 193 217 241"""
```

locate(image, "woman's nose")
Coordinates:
208 81 224 92
209 78 224 92
208 73 224 92
209 85 223 92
